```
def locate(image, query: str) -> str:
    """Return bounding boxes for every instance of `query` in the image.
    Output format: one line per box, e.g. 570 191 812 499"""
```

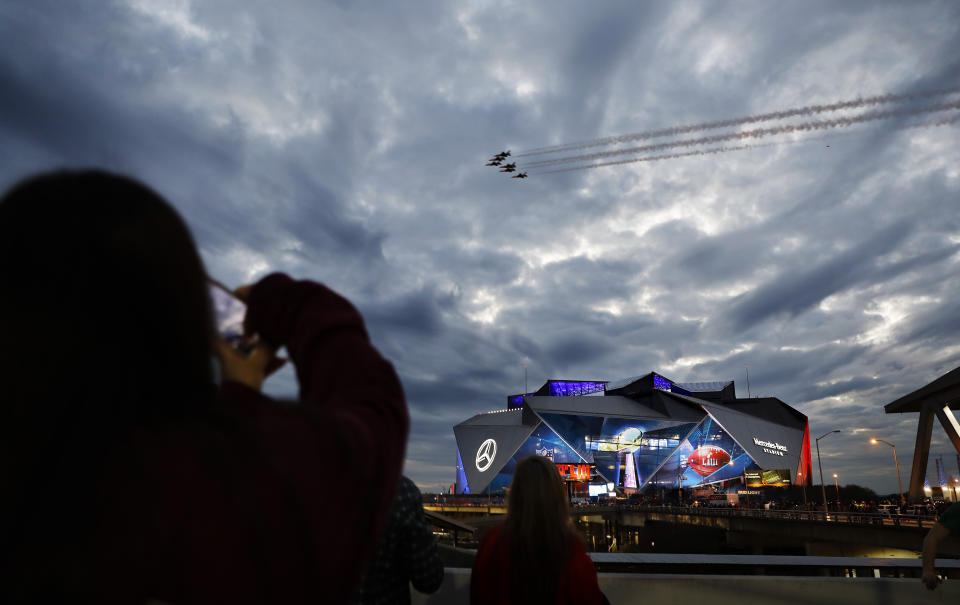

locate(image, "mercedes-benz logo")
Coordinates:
476 439 497 472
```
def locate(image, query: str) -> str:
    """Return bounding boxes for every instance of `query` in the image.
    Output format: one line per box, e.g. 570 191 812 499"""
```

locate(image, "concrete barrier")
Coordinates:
412 568 960 604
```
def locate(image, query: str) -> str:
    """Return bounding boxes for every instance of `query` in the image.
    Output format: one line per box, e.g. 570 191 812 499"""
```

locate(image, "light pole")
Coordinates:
798 471 807 509
833 473 840 506
870 438 905 505
816 430 841 512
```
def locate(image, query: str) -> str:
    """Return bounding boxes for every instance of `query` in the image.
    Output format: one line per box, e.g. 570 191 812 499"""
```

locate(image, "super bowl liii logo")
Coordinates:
753 437 788 456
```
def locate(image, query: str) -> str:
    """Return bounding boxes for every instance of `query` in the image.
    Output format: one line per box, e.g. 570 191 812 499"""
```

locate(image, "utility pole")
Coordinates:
816 430 841 512
871 438 905 505
798 471 807 509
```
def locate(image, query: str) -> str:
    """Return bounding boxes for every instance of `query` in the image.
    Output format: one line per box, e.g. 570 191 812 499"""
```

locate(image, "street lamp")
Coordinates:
833 473 840 505
798 471 807 509
816 430 841 512
870 438 905 505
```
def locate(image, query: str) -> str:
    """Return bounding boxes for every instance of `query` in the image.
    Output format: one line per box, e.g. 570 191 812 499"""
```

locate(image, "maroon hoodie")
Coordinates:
87 273 409 604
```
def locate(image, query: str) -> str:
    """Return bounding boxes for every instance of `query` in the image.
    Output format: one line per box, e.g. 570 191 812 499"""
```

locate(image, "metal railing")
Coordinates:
571 504 942 528
425 501 943 529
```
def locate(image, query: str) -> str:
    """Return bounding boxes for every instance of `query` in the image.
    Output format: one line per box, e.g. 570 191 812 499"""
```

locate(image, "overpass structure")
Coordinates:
884 365 960 502
573 505 956 556
424 504 960 557
422 508 475 548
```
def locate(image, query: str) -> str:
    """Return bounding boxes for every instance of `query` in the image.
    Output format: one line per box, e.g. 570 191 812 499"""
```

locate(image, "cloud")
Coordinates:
1 0 959 496
722 222 912 332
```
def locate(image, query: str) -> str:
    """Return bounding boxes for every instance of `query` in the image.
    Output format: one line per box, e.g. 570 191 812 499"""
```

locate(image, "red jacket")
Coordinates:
82 274 409 603
470 525 603 605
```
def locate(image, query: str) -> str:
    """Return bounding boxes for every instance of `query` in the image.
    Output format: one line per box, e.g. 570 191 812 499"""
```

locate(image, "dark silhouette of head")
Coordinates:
0 169 216 415
0 170 217 595
504 455 579 600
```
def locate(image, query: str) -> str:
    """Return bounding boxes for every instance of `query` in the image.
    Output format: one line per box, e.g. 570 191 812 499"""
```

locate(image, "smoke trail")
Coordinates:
517 86 960 158
523 100 960 168
537 111 960 175
538 144 757 174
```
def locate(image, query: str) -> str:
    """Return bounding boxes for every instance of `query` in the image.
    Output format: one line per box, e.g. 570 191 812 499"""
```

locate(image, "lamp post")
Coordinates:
833 473 840 507
798 471 807 509
816 430 841 512
870 438 905 505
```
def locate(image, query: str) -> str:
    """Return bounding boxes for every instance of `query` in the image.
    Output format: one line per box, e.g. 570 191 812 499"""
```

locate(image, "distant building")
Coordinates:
453 372 812 495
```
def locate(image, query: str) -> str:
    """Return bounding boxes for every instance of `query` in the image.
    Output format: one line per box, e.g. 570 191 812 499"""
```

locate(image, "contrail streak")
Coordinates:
537 145 756 174
523 100 960 168
536 111 960 175
516 86 960 158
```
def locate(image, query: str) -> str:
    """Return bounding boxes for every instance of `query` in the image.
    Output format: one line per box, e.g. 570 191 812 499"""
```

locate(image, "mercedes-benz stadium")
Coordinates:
453 372 812 496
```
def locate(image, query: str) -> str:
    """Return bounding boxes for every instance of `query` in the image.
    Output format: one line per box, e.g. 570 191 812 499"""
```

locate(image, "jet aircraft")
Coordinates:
499 162 517 172
486 160 502 166
512 172 528 179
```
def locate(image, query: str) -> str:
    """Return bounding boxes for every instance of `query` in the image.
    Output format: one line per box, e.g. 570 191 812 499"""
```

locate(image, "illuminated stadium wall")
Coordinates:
453 372 812 495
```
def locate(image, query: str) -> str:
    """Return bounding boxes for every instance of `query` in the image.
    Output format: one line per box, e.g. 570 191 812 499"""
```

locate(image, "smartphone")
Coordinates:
208 279 248 350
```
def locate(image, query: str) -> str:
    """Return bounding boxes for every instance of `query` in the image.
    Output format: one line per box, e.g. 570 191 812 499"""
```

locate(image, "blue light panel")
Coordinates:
507 393 535 409
548 381 606 396
653 375 672 391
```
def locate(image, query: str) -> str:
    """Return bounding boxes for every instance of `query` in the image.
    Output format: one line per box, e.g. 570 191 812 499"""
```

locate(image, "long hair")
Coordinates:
0 170 219 597
503 455 580 601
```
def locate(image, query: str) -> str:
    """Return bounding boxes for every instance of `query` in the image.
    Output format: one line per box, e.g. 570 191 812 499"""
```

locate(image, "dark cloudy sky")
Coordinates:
2 0 959 495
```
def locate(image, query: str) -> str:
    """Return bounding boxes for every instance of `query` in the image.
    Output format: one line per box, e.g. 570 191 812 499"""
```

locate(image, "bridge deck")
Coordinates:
425 503 943 529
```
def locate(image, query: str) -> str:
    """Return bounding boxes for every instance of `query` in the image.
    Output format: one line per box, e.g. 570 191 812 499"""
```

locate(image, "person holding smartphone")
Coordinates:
0 170 409 604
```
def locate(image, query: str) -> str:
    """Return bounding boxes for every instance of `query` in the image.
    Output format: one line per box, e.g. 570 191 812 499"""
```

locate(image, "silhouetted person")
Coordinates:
922 500 960 590
0 171 408 604
359 476 443 603
471 455 603 604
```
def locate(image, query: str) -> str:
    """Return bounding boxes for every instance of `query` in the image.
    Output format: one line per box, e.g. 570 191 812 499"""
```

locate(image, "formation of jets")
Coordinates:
485 151 526 180
486 150 511 165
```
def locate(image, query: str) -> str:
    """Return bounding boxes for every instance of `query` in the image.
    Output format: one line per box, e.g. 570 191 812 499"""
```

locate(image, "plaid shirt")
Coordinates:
359 476 444 604
940 502 960 533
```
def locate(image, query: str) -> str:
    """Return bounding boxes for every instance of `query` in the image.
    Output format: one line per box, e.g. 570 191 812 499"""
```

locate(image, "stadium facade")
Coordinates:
453 372 812 496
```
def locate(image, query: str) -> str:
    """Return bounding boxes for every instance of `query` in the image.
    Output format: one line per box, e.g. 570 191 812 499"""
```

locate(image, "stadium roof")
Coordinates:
675 381 734 392
715 397 807 429
525 393 704 422
603 374 646 390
